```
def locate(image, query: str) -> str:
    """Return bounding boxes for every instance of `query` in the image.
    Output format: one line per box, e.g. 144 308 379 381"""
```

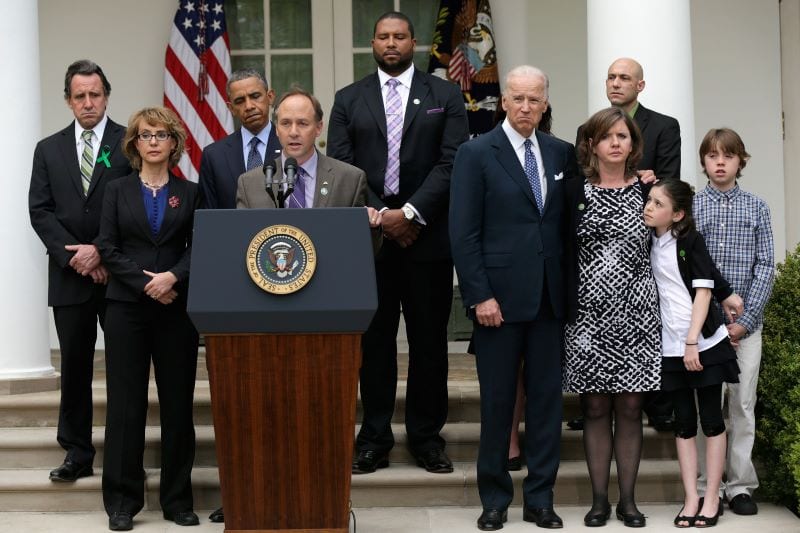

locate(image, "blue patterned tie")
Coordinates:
246 137 262 171
524 139 544 212
287 167 306 208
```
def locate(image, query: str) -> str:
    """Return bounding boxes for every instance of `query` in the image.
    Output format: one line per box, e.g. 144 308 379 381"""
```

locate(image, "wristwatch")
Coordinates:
401 205 415 222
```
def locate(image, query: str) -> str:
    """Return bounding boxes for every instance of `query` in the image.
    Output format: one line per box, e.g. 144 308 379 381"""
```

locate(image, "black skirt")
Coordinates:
660 338 740 391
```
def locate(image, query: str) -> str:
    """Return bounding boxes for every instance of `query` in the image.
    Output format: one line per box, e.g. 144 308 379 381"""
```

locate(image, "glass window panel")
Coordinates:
270 0 312 49
413 51 431 72
271 55 313 95
399 0 439 45
231 55 266 77
353 53 376 81
352 0 393 47
224 0 264 50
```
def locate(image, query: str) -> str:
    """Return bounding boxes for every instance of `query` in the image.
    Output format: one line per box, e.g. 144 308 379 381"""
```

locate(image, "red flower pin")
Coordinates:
168 195 180 209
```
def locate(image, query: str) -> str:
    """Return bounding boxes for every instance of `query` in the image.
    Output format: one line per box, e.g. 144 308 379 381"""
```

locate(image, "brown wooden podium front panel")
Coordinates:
205 333 361 533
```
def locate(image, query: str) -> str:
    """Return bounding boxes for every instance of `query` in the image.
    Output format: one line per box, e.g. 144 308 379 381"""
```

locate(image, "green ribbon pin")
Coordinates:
96 146 112 168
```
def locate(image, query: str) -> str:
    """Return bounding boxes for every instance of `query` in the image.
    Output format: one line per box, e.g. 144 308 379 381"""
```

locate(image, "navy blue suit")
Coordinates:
450 124 578 510
198 127 281 209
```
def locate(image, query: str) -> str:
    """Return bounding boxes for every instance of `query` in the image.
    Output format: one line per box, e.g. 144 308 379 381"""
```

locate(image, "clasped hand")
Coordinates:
381 209 420 248
143 270 178 305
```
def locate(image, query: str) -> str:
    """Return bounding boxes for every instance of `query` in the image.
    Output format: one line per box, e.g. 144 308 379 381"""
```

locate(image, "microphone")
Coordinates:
282 157 298 209
263 159 277 204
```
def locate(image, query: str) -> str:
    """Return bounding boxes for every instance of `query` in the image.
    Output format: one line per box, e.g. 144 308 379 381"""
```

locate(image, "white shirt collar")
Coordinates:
652 230 677 248
241 122 272 150
378 63 415 89
501 118 538 151
73 114 108 145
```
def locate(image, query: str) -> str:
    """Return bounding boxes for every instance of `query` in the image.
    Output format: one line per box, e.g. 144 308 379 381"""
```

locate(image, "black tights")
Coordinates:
581 392 644 514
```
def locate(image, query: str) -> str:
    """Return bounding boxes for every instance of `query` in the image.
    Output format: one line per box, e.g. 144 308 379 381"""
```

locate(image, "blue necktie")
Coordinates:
524 139 544 211
246 137 263 171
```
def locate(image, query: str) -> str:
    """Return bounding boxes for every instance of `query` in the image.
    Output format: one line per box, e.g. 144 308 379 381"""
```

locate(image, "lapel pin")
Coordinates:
578 203 585 211
320 181 329 196
413 98 420 105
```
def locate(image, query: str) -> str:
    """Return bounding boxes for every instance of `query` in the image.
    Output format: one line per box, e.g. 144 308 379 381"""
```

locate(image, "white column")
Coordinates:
0 1 57 392
586 0 695 183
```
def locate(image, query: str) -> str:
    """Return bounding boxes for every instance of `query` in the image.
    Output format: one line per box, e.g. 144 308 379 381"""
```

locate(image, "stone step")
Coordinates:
0 423 679 469
0 380 585 429
0 460 684 512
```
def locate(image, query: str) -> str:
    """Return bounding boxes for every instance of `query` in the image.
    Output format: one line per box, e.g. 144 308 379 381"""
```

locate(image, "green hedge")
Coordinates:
755 243 800 512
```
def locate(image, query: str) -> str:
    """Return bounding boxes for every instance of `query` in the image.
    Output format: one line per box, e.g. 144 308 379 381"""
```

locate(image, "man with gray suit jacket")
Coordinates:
237 88 382 230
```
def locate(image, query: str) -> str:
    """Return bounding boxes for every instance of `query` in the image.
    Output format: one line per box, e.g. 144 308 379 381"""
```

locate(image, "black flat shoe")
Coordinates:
566 415 584 431
109 512 133 531
584 504 611 527
477 508 507 531
616 505 646 528
506 456 521 471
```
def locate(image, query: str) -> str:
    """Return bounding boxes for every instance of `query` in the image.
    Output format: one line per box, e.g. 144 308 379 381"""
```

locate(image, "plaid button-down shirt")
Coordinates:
694 183 775 334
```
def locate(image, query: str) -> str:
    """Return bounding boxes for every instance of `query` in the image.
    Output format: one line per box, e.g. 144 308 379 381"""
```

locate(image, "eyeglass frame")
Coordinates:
137 131 173 142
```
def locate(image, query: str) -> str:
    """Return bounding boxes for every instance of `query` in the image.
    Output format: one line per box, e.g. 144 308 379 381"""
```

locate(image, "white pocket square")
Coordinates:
554 172 564 181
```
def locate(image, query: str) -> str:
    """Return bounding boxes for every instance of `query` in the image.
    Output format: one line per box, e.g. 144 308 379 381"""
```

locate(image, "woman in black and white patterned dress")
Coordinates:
564 107 661 528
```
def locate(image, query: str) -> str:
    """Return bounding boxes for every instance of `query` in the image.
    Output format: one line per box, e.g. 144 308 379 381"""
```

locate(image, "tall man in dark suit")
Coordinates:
29 59 131 482
199 68 282 209
451 65 578 530
327 11 469 475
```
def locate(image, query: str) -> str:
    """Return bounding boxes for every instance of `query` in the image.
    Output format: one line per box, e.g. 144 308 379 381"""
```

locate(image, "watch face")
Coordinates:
403 207 413 220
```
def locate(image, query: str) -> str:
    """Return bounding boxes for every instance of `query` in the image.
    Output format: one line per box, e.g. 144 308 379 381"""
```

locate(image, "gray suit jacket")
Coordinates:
236 152 381 252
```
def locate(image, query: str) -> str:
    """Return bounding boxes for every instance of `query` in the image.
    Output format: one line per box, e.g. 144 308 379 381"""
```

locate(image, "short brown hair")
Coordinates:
273 86 324 123
699 128 750 178
123 107 186 170
577 107 643 183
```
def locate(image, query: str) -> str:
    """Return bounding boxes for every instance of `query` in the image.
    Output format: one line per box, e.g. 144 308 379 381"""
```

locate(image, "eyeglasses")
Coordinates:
137 131 172 142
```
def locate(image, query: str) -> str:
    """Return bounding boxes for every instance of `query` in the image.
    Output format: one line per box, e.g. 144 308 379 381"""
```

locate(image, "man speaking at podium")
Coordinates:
236 87 381 232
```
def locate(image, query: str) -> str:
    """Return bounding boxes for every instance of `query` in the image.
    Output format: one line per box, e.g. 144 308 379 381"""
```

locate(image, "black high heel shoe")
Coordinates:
616 504 646 528
584 504 612 527
695 497 723 528
673 501 699 528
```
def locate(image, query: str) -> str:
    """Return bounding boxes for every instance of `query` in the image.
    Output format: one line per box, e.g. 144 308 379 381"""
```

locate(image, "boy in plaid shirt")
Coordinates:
693 128 775 515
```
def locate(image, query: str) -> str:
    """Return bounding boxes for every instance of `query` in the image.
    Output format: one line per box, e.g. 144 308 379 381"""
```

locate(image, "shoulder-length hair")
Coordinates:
577 106 643 183
123 107 186 170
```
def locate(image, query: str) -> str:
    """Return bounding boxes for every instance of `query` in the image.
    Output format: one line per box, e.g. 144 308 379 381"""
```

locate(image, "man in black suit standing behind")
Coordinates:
451 65 578 530
327 11 469 475
199 68 282 209
29 59 131 482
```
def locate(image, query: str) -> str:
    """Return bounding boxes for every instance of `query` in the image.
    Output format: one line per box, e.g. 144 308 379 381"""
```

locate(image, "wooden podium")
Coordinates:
188 208 378 533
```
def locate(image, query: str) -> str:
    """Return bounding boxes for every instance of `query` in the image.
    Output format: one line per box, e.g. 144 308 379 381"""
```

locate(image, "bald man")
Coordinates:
603 57 681 180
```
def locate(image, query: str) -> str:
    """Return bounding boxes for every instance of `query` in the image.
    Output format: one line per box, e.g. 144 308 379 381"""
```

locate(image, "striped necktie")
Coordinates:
80 130 94 195
287 167 306 208
384 78 402 196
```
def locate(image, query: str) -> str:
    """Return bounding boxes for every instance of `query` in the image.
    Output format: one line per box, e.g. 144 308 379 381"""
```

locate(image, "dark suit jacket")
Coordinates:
96 173 200 303
634 103 681 180
575 103 681 180
198 127 281 209
327 68 469 261
236 152 368 209
450 125 579 322
29 119 132 306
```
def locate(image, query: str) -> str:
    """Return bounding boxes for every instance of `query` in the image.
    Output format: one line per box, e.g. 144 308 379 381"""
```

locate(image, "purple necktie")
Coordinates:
524 139 544 212
384 78 402 196
287 167 306 208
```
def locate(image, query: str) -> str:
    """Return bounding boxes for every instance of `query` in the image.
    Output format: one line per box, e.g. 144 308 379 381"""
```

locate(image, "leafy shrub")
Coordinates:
755 243 800 512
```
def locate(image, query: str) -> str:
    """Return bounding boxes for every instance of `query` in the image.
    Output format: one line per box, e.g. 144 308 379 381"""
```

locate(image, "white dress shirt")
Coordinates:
501 118 547 202
73 114 108 169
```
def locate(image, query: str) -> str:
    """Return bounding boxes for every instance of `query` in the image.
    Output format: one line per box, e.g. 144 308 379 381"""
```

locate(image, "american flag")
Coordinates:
164 0 234 181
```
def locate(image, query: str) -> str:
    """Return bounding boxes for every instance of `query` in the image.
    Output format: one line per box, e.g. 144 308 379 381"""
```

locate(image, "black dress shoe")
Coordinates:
477 508 507 531
728 493 757 515
615 505 646 527
414 448 454 473
49 460 93 482
208 507 224 522
506 456 521 471
523 506 563 528
352 449 389 474
109 512 133 531
164 511 199 526
583 504 611 527
566 415 584 431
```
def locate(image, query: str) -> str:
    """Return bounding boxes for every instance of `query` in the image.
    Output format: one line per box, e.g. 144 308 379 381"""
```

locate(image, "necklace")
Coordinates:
140 175 168 198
